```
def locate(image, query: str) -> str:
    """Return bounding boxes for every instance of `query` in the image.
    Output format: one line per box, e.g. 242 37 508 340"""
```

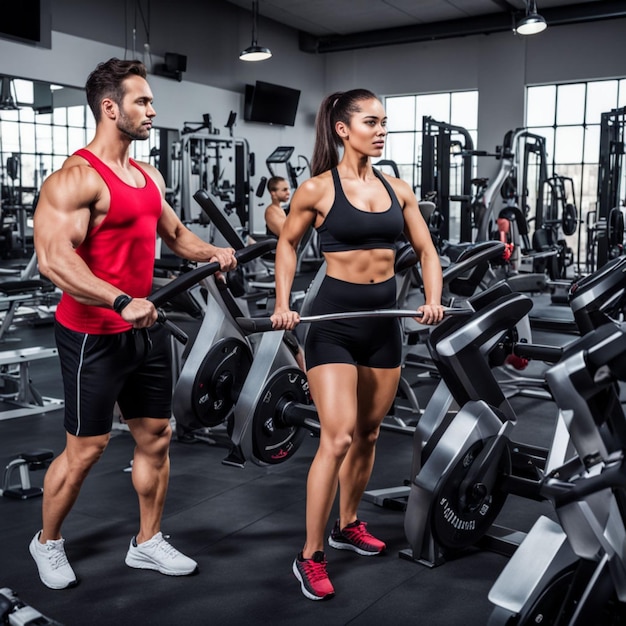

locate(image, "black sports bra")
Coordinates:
316 168 405 253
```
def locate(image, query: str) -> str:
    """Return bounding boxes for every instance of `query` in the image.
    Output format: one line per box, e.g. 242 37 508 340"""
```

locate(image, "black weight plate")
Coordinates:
608 208 624 247
191 337 253 427
431 438 510 551
562 202 578 237
251 366 311 465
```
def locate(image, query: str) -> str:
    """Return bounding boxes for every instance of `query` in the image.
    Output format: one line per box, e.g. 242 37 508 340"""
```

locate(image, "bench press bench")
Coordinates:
0 346 64 420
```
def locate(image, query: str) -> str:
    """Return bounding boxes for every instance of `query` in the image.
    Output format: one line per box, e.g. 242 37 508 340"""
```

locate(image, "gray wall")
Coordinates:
1 2 625 223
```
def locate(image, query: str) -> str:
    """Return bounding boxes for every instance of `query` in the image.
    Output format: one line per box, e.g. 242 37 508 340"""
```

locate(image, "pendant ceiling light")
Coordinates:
516 0 547 36
239 0 272 62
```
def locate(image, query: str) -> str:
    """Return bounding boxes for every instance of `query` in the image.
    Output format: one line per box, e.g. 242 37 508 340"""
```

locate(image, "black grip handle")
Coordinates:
148 240 276 308
513 342 563 363
237 316 274 333
148 261 220 307
156 309 189 344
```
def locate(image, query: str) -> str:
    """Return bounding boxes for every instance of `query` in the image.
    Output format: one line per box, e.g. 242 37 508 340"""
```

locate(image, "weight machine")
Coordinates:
174 114 252 237
420 116 476 243
590 105 626 271
469 127 573 283
539 173 578 279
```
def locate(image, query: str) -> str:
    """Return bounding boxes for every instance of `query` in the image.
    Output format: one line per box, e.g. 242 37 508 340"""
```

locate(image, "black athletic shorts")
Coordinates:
55 320 173 437
304 275 402 370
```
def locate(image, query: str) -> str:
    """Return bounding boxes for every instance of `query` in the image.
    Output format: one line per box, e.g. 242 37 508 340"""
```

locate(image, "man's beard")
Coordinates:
117 109 150 141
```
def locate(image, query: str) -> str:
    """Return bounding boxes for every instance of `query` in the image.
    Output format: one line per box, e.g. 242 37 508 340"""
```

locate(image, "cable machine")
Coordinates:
175 114 252 233
593 105 626 269
420 116 475 243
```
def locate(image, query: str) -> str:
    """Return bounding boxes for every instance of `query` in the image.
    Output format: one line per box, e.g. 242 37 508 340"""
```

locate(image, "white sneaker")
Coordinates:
29 531 77 590
125 532 197 576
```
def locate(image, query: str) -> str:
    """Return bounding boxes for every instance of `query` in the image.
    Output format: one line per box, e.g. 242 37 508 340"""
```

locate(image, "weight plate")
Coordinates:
608 208 624 247
431 438 510 551
191 337 253 427
562 202 578 237
251 366 311 465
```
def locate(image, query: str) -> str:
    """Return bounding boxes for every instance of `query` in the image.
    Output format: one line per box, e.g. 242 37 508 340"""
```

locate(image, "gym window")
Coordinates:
382 90 479 198
525 78 626 261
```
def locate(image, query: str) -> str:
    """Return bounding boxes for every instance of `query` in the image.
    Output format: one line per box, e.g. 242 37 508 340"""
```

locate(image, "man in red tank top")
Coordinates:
29 58 237 590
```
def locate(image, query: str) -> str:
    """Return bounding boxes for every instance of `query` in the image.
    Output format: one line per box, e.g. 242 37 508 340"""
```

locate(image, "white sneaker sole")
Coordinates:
125 552 197 576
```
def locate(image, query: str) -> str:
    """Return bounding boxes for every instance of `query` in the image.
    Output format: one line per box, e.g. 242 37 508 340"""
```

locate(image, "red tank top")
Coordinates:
55 148 162 334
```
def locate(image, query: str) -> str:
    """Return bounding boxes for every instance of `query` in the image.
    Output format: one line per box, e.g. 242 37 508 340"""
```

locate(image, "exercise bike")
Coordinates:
172 193 550 474
402 254 626 568
219 245 553 470
167 189 278 442
220 241 517 468
487 319 626 624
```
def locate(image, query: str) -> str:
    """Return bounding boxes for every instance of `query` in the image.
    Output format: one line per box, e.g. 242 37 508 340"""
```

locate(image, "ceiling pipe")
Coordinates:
299 0 626 53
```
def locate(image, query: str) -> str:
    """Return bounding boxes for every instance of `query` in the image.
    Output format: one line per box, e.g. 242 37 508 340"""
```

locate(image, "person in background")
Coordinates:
264 175 291 237
30 57 237 590
263 175 306 370
270 89 444 600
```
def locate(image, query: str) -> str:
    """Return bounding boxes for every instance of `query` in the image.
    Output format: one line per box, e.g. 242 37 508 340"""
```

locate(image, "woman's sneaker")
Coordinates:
29 531 77 590
125 532 198 576
328 519 386 556
292 551 335 601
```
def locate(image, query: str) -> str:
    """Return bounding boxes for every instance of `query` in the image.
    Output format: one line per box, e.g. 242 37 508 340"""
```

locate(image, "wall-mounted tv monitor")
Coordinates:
0 0 51 47
244 81 301 127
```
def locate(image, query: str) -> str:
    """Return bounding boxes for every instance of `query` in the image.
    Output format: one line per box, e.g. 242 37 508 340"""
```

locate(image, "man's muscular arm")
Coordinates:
35 162 161 328
34 164 125 309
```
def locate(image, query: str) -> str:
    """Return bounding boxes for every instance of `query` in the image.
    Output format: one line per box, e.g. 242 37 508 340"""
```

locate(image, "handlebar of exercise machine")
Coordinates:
235 307 473 333
147 239 278 344
512 342 563 364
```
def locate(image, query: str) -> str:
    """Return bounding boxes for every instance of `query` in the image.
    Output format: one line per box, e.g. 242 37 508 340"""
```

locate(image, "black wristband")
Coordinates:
113 294 133 314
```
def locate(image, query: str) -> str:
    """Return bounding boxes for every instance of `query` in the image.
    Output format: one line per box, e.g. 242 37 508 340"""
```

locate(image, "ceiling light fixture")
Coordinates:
239 0 272 62
516 1 547 36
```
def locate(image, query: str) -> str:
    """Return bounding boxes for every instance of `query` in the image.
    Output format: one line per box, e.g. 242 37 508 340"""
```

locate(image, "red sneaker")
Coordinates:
328 519 386 556
292 551 335 601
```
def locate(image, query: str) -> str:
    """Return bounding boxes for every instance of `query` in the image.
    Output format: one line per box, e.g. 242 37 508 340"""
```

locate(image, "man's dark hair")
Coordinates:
85 58 147 122
267 176 287 193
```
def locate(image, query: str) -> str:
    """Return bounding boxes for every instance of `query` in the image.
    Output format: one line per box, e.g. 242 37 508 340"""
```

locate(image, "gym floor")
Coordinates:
0 304 570 626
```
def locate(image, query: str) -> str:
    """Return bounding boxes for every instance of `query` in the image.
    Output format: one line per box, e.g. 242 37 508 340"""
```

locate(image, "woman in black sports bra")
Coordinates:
271 89 444 601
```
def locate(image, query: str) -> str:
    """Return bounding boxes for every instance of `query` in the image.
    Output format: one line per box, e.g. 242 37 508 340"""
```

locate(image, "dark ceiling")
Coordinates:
225 0 626 53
